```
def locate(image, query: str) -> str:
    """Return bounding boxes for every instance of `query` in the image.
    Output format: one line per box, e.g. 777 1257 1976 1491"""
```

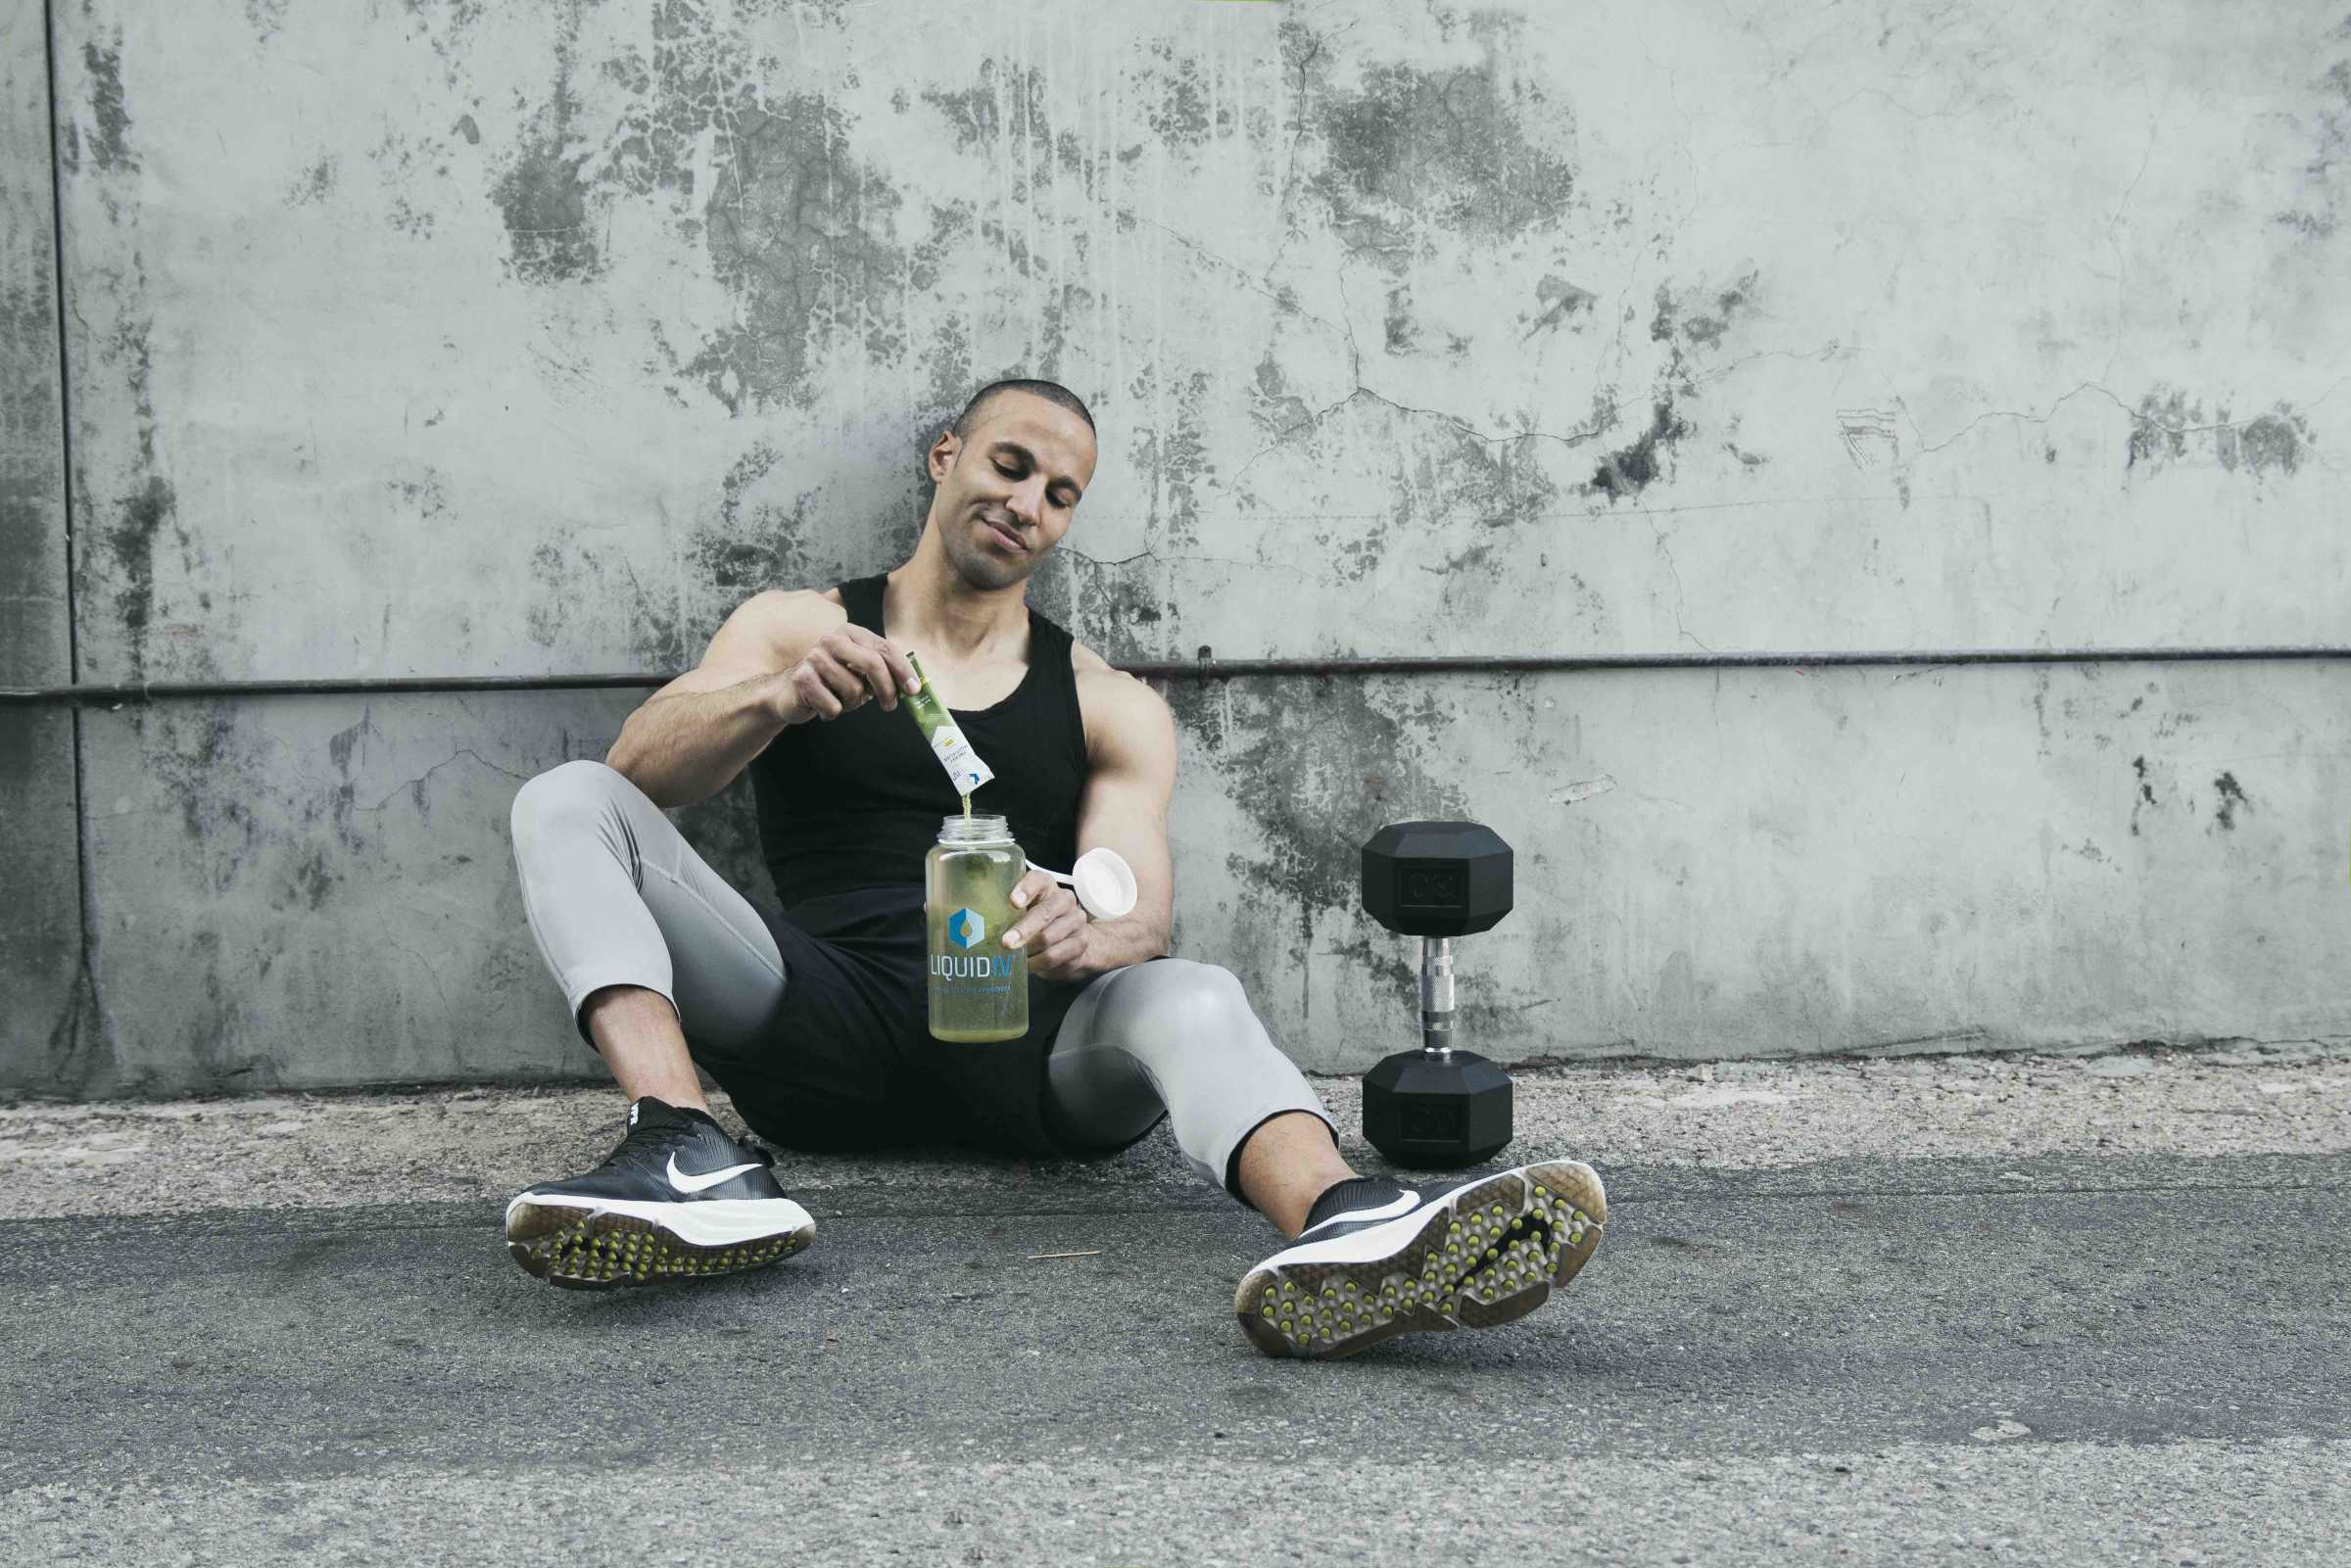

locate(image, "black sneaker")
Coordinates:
504 1098 816 1290
1234 1160 1607 1358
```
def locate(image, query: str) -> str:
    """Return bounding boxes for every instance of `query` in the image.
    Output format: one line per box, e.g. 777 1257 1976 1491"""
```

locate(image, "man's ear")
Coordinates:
926 431 959 484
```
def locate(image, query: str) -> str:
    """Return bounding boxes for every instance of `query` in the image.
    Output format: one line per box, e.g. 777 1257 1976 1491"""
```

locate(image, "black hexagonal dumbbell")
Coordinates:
1360 821 1516 1168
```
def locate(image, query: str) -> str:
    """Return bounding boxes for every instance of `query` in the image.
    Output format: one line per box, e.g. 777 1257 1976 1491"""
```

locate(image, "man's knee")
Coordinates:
1143 959 1260 1038
510 759 635 849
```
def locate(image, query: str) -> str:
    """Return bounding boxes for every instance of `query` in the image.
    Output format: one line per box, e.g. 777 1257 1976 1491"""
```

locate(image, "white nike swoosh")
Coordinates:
1296 1188 1420 1238
666 1153 760 1194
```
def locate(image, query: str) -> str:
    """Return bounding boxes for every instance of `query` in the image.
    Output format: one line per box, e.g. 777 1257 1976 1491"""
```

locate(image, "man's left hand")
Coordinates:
1004 871 1091 983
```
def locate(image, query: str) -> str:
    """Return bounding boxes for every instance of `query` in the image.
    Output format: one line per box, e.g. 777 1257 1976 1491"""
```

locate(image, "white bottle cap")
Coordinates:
1070 847 1138 921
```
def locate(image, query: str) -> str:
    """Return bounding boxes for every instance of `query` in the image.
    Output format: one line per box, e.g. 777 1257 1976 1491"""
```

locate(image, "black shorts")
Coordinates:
690 888 1101 1161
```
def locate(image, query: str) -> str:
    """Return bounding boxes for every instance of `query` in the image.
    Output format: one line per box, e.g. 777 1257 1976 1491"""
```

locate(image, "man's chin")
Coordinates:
952 548 1036 593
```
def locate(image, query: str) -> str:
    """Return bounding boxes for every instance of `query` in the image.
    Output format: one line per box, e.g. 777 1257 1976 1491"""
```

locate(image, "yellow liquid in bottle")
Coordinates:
926 840 1027 1043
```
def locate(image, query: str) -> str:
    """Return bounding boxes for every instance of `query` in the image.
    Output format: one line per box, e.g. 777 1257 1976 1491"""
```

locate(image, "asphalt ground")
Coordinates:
5 1049 2348 1565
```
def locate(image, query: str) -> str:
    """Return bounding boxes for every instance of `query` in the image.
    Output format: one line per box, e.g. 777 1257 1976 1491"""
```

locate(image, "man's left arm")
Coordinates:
1003 666 1176 983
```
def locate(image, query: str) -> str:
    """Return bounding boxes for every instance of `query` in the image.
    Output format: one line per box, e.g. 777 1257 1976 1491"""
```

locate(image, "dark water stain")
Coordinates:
2130 385 2315 479
324 710 383 853
1409 423 1559 542
581 438 905 672
2210 771 2251 832
128 694 262 879
704 445 823 591
920 57 1134 193
1167 677 1470 937
1581 273 1756 500
2274 38 2351 240
1130 370 1216 550
1248 352 1315 440
525 542 572 648
1384 285 1419 353
2128 386 2197 470
1521 274 1596 342
390 469 449 519
1059 558 1176 665
82 42 135 172
2216 407 2313 478
1252 389 1560 580
1587 400 1692 500
559 6 909 409
288 846 334 911
285 155 338 207
245 0 291 43
1679 269 1759 350
493 23 602 286
2129 754 2157 837
1288 13 1577 266
456 113 481 145
103 475 176 678
691 89 905 409
1145 42 1213 147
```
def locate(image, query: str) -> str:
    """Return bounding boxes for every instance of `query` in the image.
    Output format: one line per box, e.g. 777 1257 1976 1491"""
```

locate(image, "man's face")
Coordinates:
926 393 1097 591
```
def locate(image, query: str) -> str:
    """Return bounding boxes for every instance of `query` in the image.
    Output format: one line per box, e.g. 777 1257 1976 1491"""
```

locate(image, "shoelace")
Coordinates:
588 1116 776 1177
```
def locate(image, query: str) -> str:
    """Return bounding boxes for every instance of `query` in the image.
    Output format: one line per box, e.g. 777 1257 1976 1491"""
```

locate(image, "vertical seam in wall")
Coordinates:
39 0 73 685
41 0 103 1072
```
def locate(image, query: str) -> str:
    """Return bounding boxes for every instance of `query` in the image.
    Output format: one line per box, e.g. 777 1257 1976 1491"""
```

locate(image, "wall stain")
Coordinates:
371 122 465 239
131 694 262 877
2210 771 2251 832
1131 370 1215 551
2128 385 2315 480
81 42 135 172
2129 754 2157 836
1146 40 1214 147
2275 24 2351 240
1248 352 1315 441
1286 12 1577 268
324 710 382 853
287 846 334 911
493 19 603 285
1170 676 1469 950
1058 556 1176 665
529 5 913 410
284 154 339 207
1582 273 1759 501
1521 274 1596 342
1587 400 1693 500
244 0 292 42
525 542 572 648
103 475 175 677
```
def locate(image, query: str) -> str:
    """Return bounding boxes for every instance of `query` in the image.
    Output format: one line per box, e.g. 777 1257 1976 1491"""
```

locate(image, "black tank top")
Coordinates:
751 574 1089 916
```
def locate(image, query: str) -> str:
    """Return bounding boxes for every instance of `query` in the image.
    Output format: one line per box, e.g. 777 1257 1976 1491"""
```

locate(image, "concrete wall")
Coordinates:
8 0 2350 1095
3 0 91 1089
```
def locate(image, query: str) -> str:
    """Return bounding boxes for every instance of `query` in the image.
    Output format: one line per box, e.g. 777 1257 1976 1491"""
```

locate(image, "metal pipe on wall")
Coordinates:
2 644 2347 706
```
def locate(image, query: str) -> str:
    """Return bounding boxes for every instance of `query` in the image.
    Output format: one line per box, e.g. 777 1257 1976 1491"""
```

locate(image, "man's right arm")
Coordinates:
602 589 916 809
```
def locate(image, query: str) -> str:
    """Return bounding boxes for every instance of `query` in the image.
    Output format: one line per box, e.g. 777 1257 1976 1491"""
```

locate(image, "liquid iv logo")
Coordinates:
948 908 985 950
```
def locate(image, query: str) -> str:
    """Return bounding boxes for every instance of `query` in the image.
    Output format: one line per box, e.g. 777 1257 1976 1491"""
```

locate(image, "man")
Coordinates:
504 378 1606 1357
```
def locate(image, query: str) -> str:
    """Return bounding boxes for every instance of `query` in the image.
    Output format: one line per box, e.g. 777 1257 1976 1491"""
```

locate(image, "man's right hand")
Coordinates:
774 623 922 726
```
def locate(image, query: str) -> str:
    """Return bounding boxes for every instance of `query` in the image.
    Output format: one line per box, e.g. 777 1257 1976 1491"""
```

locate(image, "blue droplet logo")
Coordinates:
948 907 985 950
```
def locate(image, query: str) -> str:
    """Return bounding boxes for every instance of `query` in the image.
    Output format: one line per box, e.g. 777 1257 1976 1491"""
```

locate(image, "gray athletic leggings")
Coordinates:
509 761 1337 1200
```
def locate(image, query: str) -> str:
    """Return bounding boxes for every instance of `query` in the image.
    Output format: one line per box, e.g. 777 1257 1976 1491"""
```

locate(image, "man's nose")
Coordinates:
1006 477 1046 527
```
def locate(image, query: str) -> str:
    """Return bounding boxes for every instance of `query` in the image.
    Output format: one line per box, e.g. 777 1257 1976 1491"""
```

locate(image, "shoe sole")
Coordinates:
504 1195 816 1292
1233 1160 1607 1359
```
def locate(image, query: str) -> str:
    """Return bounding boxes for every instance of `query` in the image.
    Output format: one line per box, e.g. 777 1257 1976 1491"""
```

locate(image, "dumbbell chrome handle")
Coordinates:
1419 936 1455 1057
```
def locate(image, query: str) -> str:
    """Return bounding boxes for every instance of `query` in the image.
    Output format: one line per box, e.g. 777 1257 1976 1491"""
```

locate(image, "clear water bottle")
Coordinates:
925 813 1028 1042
